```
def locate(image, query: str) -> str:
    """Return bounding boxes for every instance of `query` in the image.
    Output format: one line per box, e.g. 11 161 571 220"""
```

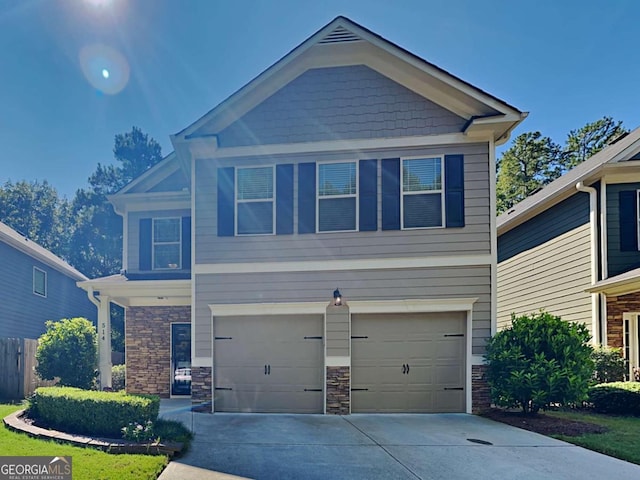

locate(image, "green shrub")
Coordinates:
153 419 193 446
36 318 97 389
29 387 159 437
485 311 594 414
589 382 640 415
112 364 126 391
592 346 626 383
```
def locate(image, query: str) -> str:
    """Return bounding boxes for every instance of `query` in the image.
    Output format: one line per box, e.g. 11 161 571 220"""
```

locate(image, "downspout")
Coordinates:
576 182 600 345
85 287 112 389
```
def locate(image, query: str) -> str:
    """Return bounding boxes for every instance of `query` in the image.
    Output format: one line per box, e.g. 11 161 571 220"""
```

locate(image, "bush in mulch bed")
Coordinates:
482 409 608 437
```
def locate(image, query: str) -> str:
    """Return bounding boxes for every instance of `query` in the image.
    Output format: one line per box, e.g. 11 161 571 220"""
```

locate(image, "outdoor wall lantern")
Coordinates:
333 288 342 306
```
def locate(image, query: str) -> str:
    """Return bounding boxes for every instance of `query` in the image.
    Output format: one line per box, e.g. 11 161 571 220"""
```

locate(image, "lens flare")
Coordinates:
79 44 129 95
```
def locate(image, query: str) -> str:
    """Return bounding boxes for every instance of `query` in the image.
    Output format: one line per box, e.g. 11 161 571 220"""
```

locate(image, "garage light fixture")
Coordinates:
333 288 342 306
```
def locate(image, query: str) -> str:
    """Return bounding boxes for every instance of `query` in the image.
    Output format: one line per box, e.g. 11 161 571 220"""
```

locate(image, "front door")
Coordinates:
171 323 191 396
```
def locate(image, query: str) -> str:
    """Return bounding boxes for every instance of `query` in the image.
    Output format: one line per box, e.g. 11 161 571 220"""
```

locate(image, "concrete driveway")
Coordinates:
159 403 640 480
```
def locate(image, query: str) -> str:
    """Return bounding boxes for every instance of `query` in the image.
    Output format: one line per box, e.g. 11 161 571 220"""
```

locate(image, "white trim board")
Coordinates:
195 254 492 275
189 133 488 160
210 302 328 316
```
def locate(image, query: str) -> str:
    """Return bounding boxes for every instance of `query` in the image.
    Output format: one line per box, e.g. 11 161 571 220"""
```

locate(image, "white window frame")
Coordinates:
401 155 445 230
235 165 275 236
623 312 640 380
316 160 359 233
636 190 640 251
33 267 47 298
152 217 182 270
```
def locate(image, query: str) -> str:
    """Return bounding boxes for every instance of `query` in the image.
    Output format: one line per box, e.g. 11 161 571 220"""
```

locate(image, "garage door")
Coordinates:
351 312 466 413
214 315 324 413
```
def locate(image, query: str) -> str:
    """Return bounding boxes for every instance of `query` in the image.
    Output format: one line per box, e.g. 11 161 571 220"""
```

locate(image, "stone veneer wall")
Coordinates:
126 306 191 397
606 293 640 349
326 366 350 414
471 364 490 413
191 366 213 410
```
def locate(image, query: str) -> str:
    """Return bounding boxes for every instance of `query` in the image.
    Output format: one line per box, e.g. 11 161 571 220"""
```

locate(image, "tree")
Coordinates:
485 311 594 414
0 180 71 256
496 132 562 214
564 116 628 169
36 317 98 389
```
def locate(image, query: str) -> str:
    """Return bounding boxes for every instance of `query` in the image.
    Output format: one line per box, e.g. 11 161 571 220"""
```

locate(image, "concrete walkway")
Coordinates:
158 400 640 480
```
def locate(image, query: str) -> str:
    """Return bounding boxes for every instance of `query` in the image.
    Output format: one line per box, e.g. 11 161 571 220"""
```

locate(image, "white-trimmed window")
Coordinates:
636 190 640 251
402 157 444 229
236 166 274 235
153 218 181 269
317 161 358 232
33 267 47 297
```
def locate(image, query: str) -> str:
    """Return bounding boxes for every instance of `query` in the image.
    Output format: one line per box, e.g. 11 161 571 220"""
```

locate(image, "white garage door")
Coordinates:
214 314 324 413
351 312 466 413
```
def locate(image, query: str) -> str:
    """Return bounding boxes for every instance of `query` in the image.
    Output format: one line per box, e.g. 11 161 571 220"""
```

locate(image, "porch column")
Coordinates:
325 301 350 414
97 295 112 389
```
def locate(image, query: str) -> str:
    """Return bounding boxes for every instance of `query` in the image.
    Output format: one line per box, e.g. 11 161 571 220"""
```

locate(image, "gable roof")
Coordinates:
0 221 88 281
497 126 640 235
173 16 526 146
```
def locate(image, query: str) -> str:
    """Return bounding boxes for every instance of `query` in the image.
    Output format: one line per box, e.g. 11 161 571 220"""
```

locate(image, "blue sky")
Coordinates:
1 0 639 199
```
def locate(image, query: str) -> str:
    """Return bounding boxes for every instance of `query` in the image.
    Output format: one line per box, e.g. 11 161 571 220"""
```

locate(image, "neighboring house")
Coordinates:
497 127 640 380
0 221 96 339
78 16 526 413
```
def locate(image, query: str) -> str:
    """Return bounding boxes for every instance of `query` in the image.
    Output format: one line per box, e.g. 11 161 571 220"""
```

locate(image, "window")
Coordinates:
637 190 640 251
153 218 181 269
402 157 443 228
33 267 47 297
317 162 357 232
236 166 274 235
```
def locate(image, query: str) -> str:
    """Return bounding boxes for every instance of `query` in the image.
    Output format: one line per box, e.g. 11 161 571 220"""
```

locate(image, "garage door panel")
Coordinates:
352 312 466 413
214 315 323 413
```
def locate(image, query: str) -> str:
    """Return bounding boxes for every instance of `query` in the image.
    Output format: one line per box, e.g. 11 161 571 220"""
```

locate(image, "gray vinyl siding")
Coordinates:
127 209 191 274
497 193 592 333
195 143 490 264
607 182 640 276
148 170 189 193
0 242 96 339
326 307 349 357
195 265 491 358
207 66 466 146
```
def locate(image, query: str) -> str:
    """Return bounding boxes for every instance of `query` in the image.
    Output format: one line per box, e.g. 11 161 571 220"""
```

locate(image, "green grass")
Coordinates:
0 404 168 480
547 410 640 465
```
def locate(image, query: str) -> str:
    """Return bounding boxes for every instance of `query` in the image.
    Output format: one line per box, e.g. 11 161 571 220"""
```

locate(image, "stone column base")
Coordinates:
326 366 350 414
472 364 490 413
191 366 213 412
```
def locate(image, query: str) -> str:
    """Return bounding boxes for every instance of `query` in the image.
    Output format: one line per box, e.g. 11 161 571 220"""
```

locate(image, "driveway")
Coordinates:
159 402 640 480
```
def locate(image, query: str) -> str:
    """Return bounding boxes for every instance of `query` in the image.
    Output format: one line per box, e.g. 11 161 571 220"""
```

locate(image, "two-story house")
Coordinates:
497 127 640 380
0 221 96 339
78 16 526 413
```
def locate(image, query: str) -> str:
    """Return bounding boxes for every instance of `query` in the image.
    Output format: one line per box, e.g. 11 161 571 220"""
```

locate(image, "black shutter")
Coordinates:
139 218 152 271
217 167 235 236
359 159 377 231
381 158 400 230
298 162 316 234
619 190 638 251
276 164 294 235
445 154 465 228
181 216 191 269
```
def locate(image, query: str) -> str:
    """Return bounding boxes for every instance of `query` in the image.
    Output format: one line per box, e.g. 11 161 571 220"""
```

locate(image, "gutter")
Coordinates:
575 182 601 345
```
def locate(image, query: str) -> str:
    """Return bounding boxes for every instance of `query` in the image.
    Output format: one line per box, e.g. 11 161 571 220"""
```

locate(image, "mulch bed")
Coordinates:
482 408 608 436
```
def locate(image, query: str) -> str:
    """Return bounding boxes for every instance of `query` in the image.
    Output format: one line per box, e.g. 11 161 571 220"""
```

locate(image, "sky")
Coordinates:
1 0 639 199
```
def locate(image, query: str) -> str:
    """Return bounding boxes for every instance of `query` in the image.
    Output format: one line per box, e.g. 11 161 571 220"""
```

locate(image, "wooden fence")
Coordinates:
0 338 40 400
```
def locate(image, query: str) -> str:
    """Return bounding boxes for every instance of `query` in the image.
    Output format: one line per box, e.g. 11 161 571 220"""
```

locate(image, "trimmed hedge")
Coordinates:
589 382 640 415
29 387 159 437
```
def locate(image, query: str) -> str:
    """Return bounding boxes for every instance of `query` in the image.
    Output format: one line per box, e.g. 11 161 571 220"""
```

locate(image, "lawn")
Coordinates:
547 410 640 466
0 404 168 480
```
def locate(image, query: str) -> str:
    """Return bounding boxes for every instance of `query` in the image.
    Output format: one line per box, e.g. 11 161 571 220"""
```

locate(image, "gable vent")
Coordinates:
318 26 362 44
